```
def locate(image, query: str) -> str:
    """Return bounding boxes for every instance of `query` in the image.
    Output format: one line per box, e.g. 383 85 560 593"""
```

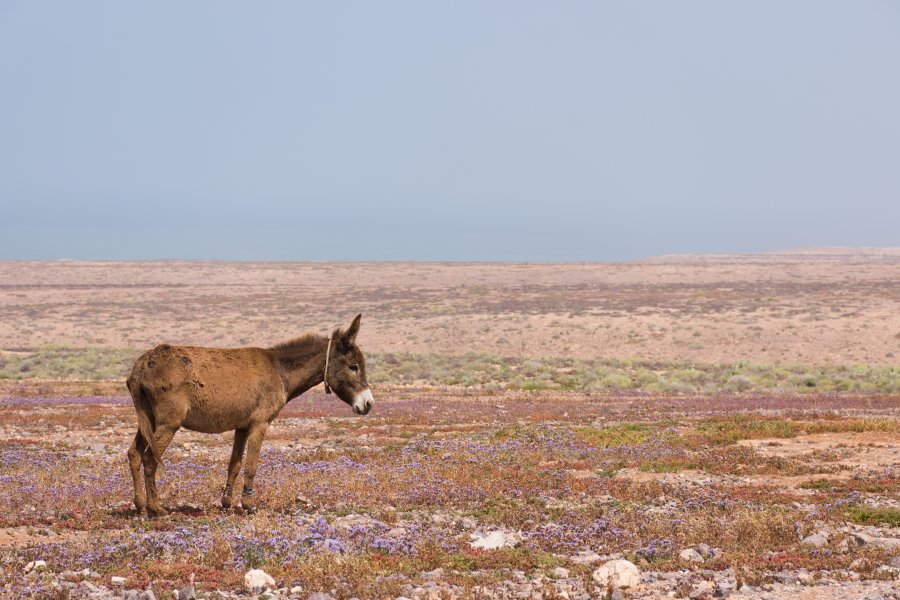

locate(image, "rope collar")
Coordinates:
323 337 333 394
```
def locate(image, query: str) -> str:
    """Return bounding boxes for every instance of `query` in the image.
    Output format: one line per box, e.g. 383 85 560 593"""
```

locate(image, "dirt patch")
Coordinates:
739 431 900 471
0 526 91 549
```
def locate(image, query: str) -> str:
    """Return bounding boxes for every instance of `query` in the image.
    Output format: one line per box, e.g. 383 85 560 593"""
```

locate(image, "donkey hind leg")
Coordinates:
238 422 270 513
221 428 249 509
142 424 180 516
127 432 147 512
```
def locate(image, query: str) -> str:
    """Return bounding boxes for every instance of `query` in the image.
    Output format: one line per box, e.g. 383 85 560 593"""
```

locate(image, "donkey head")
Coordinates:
326 314 373 415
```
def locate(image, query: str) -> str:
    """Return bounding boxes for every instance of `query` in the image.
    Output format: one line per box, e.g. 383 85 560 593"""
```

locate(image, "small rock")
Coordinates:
551 567 570 579
800 532 828 548
715 580 735 598
773 572 798 585
797 570 813 585
679 548 704 563
689 580 715 599
24 560 47 574
850 532 877 547
123 591 140 600
591 559 641 589
141 590 158 600
176 573 196 599
111 576 127 585
696 543 713 559
177 584 196 599
244 569 276 592
610 588 625 600
307 594 336 600
470 530 521 549
422 568 443 580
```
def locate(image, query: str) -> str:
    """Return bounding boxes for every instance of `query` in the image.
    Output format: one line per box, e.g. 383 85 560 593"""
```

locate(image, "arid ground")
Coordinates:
1 249 898 599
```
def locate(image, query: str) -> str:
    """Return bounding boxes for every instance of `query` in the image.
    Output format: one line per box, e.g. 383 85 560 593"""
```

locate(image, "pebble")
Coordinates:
244 569 276 592
470 529 522 549
800 532 828 548
680 548 704 563
24 560 47 574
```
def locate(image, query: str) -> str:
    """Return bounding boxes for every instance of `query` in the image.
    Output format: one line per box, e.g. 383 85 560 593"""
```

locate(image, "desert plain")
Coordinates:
1 248 899 599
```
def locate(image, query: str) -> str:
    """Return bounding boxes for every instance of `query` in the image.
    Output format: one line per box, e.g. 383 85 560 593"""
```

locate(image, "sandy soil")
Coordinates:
1 247 898 365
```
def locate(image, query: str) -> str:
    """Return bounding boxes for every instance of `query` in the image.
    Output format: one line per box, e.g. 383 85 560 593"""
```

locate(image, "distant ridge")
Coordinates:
636 246 900 264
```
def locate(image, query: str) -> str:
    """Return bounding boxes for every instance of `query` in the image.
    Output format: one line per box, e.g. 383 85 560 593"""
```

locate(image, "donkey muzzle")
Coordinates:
353 388 374 415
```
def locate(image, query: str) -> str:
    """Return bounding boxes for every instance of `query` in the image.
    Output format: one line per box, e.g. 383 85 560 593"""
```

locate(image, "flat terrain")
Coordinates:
0 250 898 598
1 247 899 366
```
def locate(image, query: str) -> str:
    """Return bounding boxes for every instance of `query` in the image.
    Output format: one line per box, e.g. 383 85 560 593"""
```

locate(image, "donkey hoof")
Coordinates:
221 497 232 510
147 507 168 518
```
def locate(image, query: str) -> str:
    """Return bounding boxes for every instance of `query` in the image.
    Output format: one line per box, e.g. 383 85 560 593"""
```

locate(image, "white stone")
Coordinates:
679 548 704 562
290 585 303 594
469 530 521 550
24 560 47 574
244 569 276 592
111 576 126 585
551 567 571 579
591 559 641 589
800 532 828 548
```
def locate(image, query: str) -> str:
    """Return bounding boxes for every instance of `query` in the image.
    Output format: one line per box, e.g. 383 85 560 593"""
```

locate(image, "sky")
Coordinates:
1 2 898 261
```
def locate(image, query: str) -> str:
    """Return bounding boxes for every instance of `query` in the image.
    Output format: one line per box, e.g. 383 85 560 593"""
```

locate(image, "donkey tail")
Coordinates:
127 370 160 463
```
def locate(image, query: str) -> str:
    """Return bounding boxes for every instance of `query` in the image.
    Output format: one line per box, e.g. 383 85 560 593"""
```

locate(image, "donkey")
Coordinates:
125 314 372 515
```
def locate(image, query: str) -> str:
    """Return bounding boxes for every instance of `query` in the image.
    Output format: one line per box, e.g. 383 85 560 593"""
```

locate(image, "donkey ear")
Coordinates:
344 313 362 344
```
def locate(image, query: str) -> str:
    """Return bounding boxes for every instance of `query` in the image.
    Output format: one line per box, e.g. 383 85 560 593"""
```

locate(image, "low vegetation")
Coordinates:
1 391 897 596
2 347 898 394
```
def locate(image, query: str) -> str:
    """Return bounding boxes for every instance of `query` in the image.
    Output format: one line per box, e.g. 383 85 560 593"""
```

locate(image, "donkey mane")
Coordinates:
269 332 325 352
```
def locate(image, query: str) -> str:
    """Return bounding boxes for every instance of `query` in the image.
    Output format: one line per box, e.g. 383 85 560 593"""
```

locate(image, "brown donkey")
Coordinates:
125 314 373 515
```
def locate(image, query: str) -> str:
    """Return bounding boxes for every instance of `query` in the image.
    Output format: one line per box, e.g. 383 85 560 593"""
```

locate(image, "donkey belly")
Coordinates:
181 392 259 433
182 411 248 434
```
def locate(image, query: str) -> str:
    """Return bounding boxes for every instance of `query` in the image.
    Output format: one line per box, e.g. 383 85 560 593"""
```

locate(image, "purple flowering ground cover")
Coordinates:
0 388 898 597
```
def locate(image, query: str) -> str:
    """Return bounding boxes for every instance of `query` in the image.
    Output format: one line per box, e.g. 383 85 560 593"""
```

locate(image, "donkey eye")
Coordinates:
349 364 359 373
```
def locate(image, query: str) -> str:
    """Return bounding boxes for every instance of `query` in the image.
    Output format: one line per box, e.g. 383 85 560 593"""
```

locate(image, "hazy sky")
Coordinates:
1 2 898 260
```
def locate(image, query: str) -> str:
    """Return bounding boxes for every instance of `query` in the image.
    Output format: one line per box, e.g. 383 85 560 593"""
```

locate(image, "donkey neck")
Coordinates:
270 334 329 401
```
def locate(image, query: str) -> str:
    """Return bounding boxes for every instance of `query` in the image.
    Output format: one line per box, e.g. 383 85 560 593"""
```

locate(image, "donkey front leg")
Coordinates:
239 422 270 513
221 428 248 509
